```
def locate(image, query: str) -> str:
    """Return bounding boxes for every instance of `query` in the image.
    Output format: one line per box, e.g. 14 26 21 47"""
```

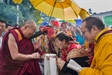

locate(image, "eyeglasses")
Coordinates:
27 26 37 34
82 30 88 36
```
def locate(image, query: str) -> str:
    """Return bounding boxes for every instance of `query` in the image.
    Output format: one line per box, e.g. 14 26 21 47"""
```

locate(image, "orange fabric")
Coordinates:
14 29 22 41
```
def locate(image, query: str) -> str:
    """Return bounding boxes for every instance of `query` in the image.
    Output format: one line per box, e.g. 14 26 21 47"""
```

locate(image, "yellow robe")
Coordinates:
80 28 112 75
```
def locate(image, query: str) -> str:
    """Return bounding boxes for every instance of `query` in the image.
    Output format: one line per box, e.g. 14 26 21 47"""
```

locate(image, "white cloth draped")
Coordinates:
0 36 3 49
44 54 58 75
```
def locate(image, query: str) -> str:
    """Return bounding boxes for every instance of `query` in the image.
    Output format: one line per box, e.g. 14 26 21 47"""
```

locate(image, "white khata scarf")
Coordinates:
44 54 58 75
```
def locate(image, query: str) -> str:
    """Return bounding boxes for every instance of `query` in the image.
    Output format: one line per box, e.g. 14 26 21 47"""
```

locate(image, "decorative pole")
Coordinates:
16 4 19 24
48 0 58 23
12 0 22 24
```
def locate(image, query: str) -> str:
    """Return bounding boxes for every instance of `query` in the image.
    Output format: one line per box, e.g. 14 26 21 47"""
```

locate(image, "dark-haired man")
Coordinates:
66 17 112 75
5 24 13 32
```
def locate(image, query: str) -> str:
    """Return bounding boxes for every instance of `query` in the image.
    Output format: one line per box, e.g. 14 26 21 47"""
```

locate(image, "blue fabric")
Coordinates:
75 19 82 26
41 22 48 26
75 34 85 45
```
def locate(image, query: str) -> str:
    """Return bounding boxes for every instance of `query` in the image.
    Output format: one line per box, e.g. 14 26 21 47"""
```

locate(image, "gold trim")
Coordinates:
14 29 22 41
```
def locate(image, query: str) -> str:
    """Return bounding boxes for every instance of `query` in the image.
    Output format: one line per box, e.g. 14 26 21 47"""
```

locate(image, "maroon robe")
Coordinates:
0 28 42 75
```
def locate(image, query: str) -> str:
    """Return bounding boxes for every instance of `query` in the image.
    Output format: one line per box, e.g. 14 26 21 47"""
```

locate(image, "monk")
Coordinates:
0 20 42 75
65 17 112 75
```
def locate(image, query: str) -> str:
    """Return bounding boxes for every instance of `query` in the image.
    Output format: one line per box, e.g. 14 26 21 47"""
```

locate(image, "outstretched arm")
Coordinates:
8 33 40 61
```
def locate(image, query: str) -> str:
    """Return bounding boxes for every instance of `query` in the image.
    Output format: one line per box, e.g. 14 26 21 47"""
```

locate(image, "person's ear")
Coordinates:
91 25 99 34
25 25 29 29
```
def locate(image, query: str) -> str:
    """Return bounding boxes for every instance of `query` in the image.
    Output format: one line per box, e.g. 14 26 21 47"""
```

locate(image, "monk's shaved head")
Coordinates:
23 20 37 27
21 20 37 38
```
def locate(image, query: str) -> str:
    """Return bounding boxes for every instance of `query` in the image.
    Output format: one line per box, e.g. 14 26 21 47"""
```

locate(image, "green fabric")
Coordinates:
59 20 66 22
103 16 112 26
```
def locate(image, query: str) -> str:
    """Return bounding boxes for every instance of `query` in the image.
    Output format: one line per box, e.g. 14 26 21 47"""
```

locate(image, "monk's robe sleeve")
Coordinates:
80 43 112 75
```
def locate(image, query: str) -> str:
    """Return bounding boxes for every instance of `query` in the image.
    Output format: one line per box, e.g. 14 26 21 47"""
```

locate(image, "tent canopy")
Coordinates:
103 16 112 26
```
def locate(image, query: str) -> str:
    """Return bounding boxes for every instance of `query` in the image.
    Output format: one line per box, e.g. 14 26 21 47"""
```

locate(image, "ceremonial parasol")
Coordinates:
30 0 81 20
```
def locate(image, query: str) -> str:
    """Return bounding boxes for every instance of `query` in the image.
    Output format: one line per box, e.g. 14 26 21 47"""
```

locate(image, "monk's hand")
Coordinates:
33 41 41 50
31 52 41 59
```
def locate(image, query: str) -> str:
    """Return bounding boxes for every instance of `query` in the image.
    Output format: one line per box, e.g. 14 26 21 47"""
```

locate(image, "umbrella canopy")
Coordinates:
12 0 22 4
30 0 81 20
